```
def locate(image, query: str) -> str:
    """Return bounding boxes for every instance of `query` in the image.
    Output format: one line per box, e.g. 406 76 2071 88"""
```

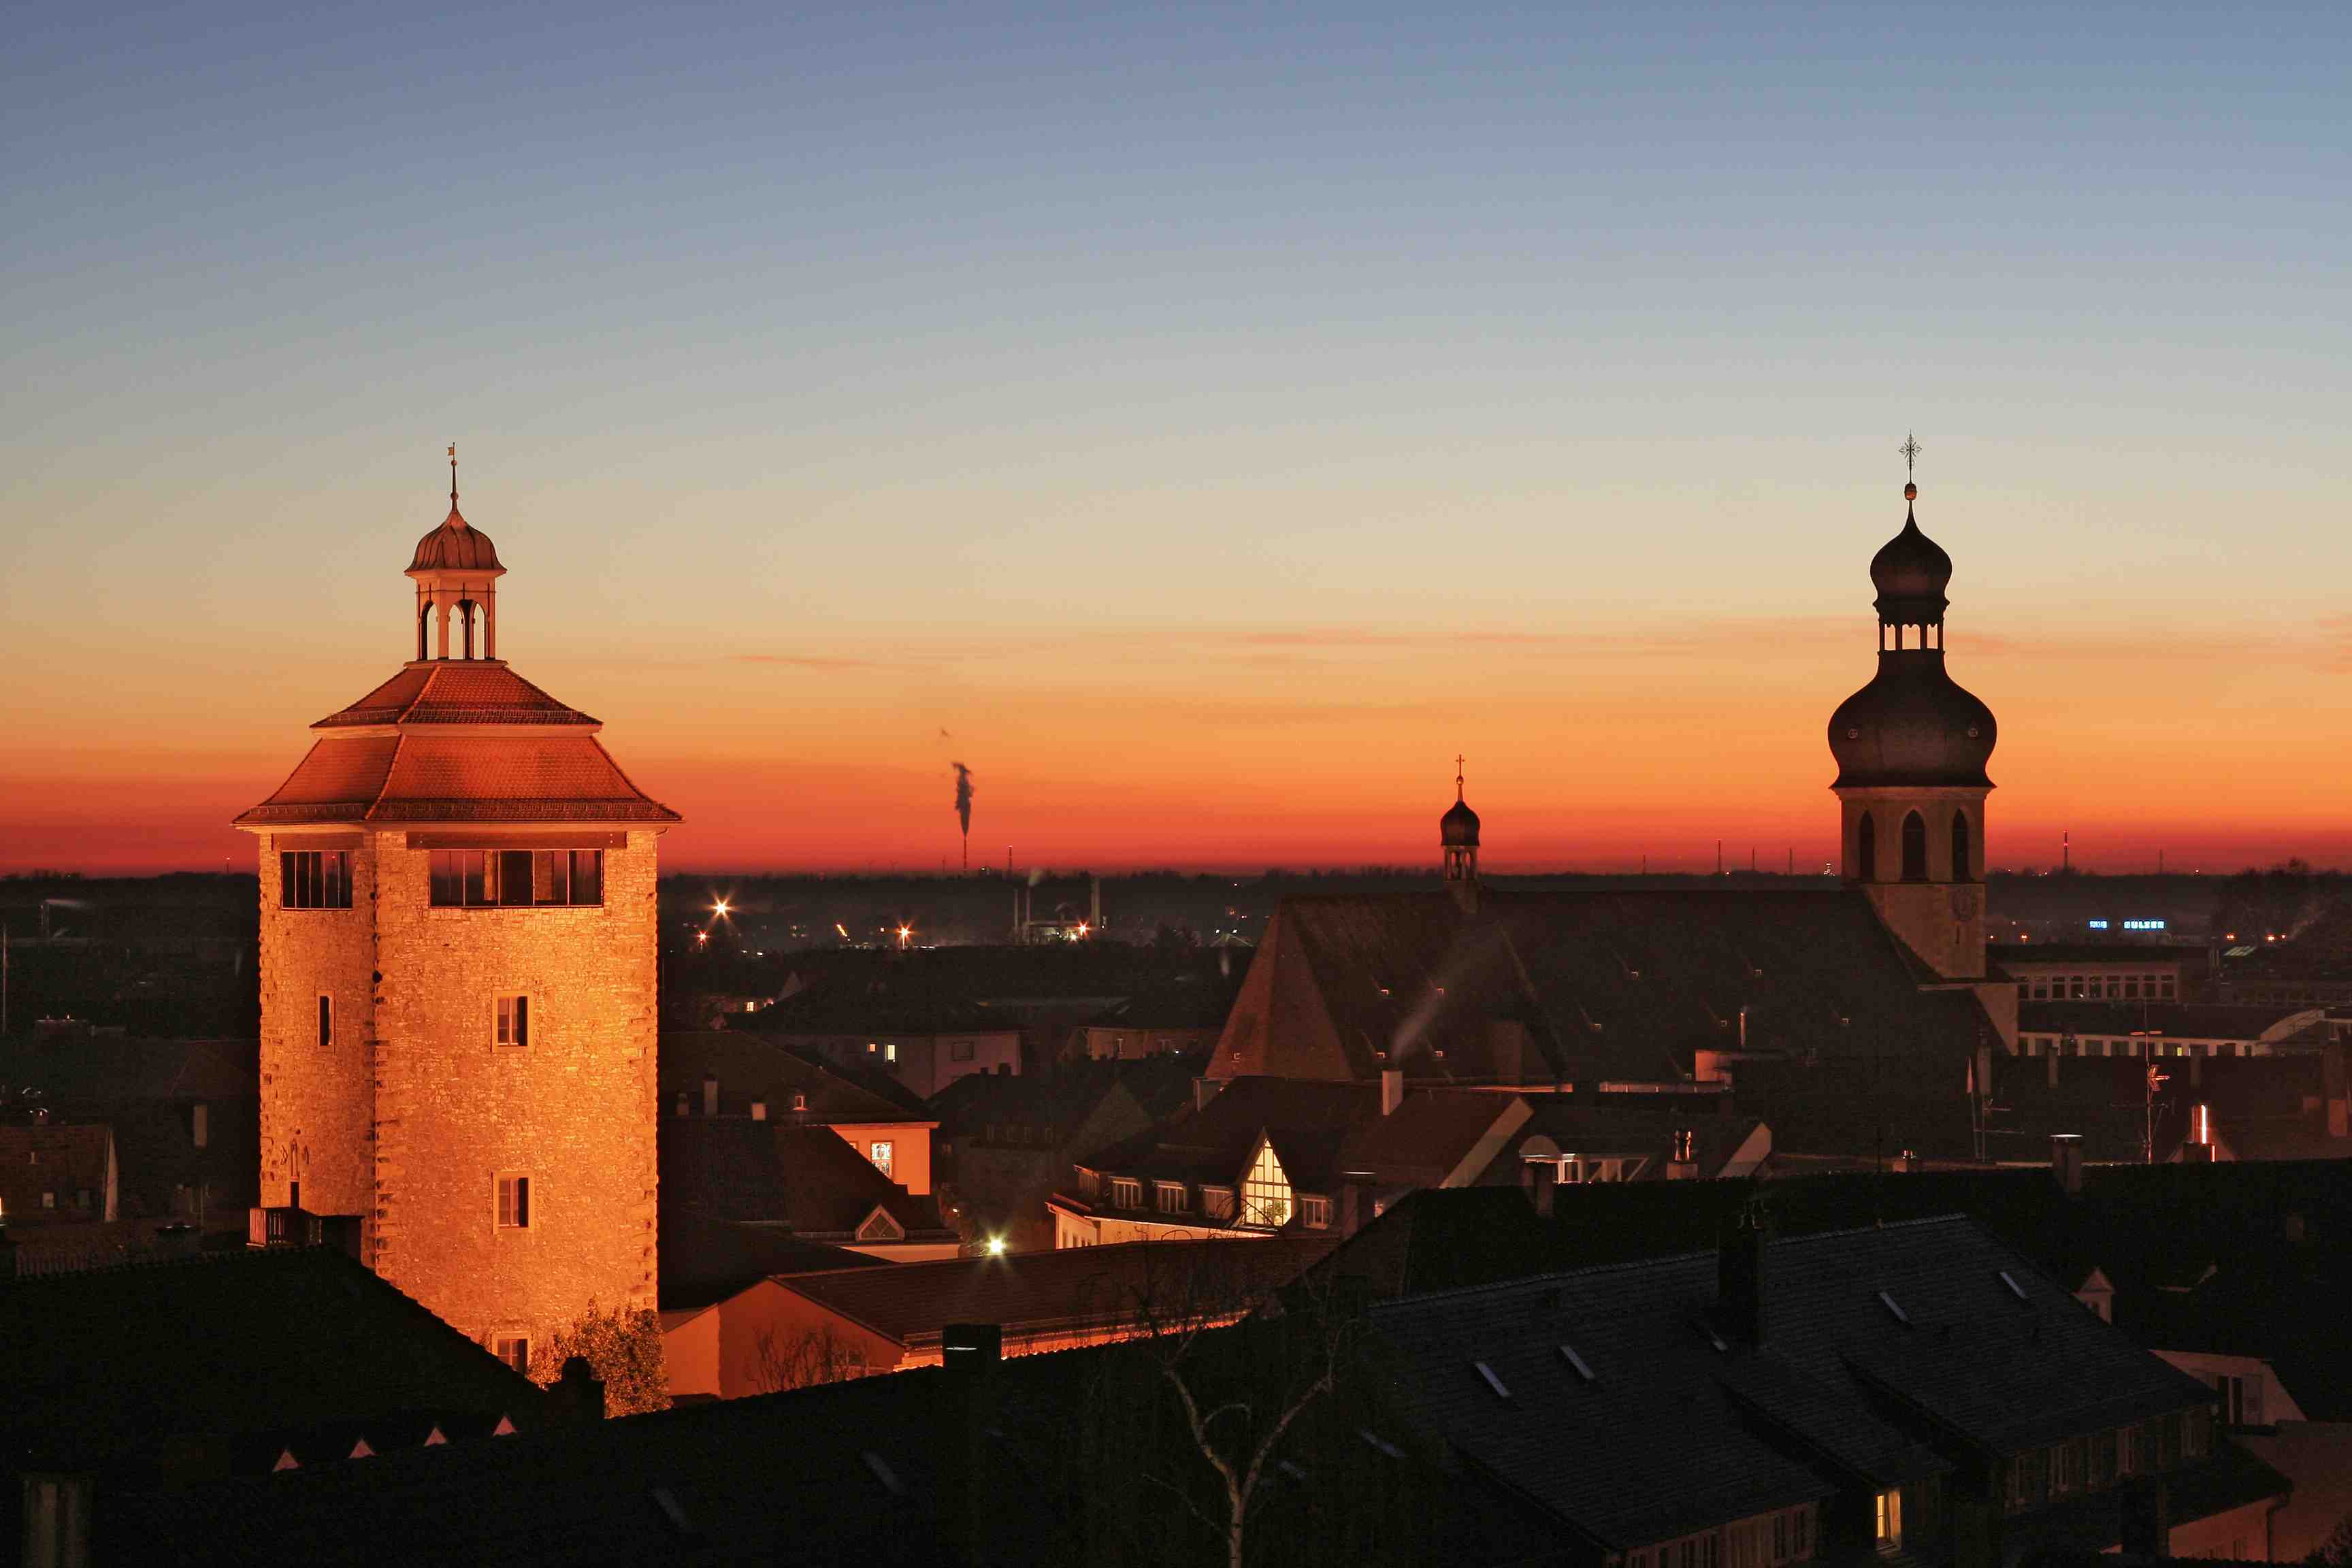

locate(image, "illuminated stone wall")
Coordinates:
259 825 661 1352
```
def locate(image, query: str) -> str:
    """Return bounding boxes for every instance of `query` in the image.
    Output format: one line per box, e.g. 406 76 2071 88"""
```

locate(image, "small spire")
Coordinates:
447 442 459 510
1899 432 1921 517
1455 753 1465 802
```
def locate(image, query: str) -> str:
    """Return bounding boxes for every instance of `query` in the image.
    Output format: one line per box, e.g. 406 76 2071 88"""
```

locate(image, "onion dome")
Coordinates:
408 504 504 574
1869 483 1950 623
1441 796 1480 848
1829 480 1997 788
1828 664 1996 787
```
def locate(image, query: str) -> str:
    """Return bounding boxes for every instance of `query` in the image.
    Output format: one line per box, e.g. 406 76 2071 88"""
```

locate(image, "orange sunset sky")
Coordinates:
7 8 2349 876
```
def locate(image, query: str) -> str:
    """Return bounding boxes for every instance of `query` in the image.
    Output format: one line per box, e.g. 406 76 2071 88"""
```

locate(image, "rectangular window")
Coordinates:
1202 1186 1235 1220
1112 1177 1141 1209
1876 1490 1902 1548
2161 976 2177 999
496 1175 532 1229
318 994 333 1048
868 1140 895 1179
950 1039 975 1062
430 849 604 907
1301 1195 1333 1229
494 994 529 1049
191 1102 209 1149
2052 1438 2084 1494
493 1335 531 1375
2185 1406 2210 1458
2119 1423 2142 1477
1156 1181 1188 1214
280 850 352 909
884 1042 898 1063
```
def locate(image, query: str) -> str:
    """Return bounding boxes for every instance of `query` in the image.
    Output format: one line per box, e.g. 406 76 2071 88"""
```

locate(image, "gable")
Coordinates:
854 1207 906 1243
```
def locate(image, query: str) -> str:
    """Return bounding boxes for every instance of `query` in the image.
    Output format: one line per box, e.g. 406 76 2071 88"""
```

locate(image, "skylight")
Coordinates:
1558 1343 1598 1383
1473 1360 1513 1400
1878 1290 1911 1326
1999 1270 2029 1301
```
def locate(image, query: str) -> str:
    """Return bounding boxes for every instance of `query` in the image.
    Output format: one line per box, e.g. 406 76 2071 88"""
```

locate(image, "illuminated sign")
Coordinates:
2086 919 2167 932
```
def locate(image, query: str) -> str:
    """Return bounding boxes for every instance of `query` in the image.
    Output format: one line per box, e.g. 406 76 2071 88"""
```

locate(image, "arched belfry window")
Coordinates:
457 599 478 660
418 601 431 662
1951 810 1973 883
1856 813 1876 883
1900 811 1928 883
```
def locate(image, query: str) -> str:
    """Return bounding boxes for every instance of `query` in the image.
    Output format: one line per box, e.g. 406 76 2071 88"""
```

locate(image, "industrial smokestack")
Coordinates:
952 764 975 871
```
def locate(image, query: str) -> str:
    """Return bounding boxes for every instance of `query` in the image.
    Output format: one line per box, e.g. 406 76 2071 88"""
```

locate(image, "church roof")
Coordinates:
314 663 598 728
1213 888 1993 1101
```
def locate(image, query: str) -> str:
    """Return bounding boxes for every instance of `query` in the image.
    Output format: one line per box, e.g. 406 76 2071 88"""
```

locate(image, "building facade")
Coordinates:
235 465 678 1362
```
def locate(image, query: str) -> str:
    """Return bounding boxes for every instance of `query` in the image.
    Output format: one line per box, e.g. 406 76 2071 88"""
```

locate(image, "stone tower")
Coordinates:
236 457 678 1368
1827 472 1997 981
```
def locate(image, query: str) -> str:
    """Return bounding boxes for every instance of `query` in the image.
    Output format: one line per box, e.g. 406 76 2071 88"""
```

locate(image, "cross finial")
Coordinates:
1455 753 1465 802
447 442 459 507
1899 432 1921 478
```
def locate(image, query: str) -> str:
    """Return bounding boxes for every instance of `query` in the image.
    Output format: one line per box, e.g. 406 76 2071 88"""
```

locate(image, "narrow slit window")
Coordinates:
317 994 333 1049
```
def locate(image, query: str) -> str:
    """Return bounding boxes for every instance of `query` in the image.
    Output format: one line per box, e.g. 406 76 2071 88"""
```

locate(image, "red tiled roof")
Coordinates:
314 663 597 728
238 734 678 826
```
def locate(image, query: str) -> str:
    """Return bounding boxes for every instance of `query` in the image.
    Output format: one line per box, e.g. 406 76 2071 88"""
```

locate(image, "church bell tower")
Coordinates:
1826 444 1997 980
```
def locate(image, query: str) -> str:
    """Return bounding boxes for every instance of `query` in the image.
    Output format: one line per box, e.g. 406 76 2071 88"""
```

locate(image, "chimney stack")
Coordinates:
1717 1203 1771 1345
553 1356 606 1424
702 1075 719 1118
2050 1133 2084 1196
1381 1068 1404 1117
1339 1170 1377 1237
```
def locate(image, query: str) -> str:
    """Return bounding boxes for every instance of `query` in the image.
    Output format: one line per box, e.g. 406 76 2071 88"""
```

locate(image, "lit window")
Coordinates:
280 850 352 909
429 849 604 908
1112 1177 1141 1209
318 994 333 1049
1301 1195 1332 1229
494 994 529 1049
496 1175 532 1229
191 1102 208 1149
1156 1181 1188 1215
1875 1489 1901 1548
885 1042 898 1063
868 1140 895 1179
493 1335 530 1375
1201 1186 1235 1220
1240 1138 1294 1228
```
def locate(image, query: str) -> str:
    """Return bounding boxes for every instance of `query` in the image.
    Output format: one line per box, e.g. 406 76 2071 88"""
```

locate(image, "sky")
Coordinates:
4 3 2350 875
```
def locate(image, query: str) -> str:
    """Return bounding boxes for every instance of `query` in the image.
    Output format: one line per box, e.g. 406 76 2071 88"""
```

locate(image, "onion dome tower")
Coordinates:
235 451 676 1367
1827 438 1996 979
1441 756 1480 911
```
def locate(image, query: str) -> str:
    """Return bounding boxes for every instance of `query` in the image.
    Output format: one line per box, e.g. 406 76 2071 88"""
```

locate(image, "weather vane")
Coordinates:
1899 432 1921 478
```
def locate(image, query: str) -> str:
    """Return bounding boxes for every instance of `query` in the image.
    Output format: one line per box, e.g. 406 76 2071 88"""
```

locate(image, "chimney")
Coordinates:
939 1323 1001 1563
1667 1128 1698 1180
1717 1204 1771 1346
553 1356 605 1424
1381 1068 1404 1117
1339 1170 1377 1237
1524 1159 1556 1220
2186 1102 2215 1160
702 1075 719 1118
2050 1133 2084 1196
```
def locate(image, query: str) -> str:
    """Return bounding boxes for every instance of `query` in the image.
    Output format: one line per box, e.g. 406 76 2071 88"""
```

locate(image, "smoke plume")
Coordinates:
952 763 974 842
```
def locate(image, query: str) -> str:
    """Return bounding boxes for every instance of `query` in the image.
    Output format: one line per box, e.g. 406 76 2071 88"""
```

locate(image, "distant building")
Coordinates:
1993 943 2195 1004
664 1236 1331 1401
234 463 676 1362
932 1054 1202 1250
1209 478 2022 1162
2014 1001 2328 1062
662 1031 941 1195
755 985 1021 1098
1050 1075 1533 1247
0 1124 117 1226
0 1028 257 1224
661 1116 960 1271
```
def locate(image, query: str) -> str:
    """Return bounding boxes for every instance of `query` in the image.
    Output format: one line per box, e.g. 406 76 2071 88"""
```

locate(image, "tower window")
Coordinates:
431 849 604 907
496 1175 532 1229
494 994 529 1049
281 850 353 909
1856 814 1876 882
1900 811 1928 882
1952 810 1973 882
493 1335 531 1375
317 994 333 1049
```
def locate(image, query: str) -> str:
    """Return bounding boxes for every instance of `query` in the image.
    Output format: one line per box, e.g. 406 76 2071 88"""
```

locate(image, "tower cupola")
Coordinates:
1441 756 1480 909
1825 438 1997 982
405 444 507 662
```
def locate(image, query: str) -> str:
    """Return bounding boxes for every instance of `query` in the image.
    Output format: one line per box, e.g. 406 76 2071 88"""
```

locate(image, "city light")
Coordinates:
985 1237 1007 1257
